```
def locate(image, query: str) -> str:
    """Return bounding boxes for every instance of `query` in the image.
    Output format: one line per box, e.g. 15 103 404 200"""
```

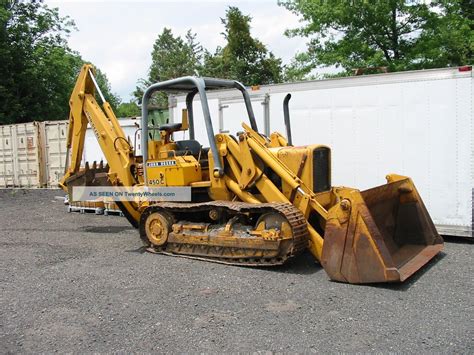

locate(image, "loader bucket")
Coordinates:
321 176 443 284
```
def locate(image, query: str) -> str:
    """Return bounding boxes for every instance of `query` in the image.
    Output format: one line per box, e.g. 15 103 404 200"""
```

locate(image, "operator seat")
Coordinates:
175 139 201 156
158 122 202 158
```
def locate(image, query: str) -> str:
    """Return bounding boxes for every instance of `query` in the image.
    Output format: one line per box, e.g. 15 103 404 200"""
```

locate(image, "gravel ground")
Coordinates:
0 189 472 353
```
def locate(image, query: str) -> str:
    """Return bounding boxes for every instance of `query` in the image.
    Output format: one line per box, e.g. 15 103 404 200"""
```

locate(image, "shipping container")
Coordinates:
170 66 473 237
0 117 141 188
0 122 44 187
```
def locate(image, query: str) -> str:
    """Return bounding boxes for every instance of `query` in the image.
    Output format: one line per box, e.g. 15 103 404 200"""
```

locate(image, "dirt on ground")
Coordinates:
0 189 472 353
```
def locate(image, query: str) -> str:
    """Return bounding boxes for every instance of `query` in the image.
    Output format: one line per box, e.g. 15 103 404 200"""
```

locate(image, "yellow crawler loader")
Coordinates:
60 64 443 284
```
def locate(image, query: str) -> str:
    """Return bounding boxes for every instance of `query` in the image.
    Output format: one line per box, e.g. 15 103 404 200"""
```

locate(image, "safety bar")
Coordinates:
141 76 259 181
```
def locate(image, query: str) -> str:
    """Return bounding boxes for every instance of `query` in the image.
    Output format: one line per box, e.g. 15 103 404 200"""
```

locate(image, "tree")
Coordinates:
149 28 202 82
283 52 318 82
134 28 202 108
201 7 283 85
116 100 140 118
279 0 473 77
0 0 120 124
414 0 473 69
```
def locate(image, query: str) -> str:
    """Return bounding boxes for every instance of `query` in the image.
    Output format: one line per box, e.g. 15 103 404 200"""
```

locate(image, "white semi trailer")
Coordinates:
170 66 473 238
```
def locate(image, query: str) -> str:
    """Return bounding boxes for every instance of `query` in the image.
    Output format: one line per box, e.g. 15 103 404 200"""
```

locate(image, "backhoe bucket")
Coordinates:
63 161 109 198
321 175 443 284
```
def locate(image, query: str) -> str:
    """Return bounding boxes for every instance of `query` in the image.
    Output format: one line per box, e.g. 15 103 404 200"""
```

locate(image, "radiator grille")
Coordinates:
313 147 330 192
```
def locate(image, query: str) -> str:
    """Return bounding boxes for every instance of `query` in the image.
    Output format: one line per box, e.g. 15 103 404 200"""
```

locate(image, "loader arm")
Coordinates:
215 123 443 283
59 64 141 226
218 125 326 259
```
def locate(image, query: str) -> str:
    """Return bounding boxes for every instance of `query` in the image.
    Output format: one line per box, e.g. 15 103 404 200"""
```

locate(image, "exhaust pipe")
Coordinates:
283 94 292 146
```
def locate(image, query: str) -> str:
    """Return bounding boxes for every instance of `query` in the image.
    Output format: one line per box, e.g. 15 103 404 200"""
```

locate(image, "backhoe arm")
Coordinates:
59 65 93 188
60 64 141 226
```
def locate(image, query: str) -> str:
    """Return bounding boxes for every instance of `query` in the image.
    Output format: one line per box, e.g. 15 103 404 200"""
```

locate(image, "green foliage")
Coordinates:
200 7 283 85
134 28 202 108
283 52 318 81
279 0 473 78
200 47 226 78
149 28 202 81
414 0 473 68
116 100 141 118
0 0 120 124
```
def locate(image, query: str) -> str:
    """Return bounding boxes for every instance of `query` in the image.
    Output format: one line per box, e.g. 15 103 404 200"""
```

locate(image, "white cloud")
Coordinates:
249 6 306 62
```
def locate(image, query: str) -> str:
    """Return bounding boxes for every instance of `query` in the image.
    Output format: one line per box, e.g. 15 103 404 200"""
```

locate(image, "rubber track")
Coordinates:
139 201 309 266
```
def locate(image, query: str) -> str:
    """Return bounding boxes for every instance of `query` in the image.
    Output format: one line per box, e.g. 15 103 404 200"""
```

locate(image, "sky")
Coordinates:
45 0 309 102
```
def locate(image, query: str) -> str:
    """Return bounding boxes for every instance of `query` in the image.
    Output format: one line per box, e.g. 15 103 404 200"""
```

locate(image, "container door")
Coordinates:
9 123 41 187
44 120 68 187
0 125 15 187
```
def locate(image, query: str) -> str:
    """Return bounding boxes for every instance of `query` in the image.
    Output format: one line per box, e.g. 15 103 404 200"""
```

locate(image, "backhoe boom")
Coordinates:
60 64 141 225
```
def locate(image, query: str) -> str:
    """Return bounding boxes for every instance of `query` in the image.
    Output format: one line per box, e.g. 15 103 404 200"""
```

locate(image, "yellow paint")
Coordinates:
146 156 201 186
